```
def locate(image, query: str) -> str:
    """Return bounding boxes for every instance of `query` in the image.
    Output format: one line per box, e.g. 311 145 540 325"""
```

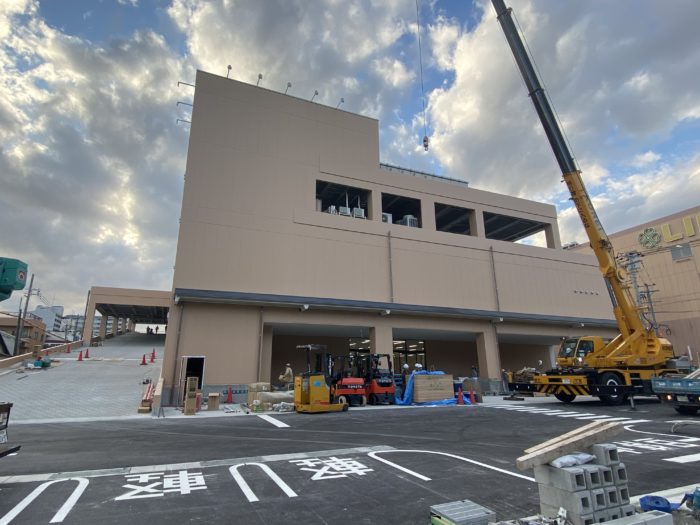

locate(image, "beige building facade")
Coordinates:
569 206 700 362
162 70 617 403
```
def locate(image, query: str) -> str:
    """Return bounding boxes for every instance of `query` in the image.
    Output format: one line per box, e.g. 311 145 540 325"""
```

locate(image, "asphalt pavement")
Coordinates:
1 397 698 524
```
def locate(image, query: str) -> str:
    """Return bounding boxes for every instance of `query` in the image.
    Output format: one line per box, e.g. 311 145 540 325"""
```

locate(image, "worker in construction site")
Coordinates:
278 363 294 390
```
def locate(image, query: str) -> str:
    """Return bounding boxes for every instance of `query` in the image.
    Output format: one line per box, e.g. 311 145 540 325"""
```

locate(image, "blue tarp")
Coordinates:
395 370 470 405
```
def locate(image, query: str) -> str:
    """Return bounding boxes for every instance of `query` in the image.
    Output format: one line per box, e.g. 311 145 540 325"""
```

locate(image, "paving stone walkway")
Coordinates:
0 333 164 421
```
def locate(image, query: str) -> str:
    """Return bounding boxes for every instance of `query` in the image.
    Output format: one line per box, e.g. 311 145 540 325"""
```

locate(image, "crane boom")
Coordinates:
491 0 645 338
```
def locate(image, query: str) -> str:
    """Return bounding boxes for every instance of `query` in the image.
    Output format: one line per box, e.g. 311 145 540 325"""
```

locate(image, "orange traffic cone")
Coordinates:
457 387 464 405
140 354 147 366
85 348 90 359
78 350 83 362
150 349 156 363
226 386 233 404
469 386 476 404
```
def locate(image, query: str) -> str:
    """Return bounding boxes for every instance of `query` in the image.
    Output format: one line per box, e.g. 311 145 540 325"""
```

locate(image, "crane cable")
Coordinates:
416 0 429 151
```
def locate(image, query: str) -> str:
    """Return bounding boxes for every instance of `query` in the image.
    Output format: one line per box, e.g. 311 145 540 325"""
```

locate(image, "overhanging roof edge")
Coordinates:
174 288 616 329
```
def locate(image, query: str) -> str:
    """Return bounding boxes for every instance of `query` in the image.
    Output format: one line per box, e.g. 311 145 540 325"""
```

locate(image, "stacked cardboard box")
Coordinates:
247 382 271 405
413 374 454 403
535 444 636 525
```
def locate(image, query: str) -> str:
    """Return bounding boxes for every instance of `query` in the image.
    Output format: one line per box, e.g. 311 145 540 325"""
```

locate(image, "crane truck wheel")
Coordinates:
598 372 628 406
337 395 348 406
554 392 576 403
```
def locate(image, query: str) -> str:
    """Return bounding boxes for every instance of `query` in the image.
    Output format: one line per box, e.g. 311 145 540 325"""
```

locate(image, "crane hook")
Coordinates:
423 135 429 151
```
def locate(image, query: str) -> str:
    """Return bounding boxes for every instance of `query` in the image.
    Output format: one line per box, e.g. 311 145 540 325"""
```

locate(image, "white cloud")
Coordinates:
0 4 188 312
630 150 661 168
372 57 414 88
424 0 700 236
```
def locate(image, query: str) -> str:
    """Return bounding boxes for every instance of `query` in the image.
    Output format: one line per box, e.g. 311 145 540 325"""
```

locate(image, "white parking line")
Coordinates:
663 452 700 464
257 415 290 428
0 445 393 484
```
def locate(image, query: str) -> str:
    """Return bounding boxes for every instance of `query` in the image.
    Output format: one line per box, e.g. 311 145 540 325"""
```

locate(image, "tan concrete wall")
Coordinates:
172 71 611 319
570 205 700 353
161 71 623 396
499 343 552 372
83 287 171 342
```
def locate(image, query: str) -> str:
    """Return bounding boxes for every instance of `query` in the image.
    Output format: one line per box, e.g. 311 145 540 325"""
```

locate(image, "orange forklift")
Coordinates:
360 354 396 405
332 354 367 407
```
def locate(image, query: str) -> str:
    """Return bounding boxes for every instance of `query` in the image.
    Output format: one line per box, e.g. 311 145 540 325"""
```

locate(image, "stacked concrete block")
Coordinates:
429 499 495 525
534 444 633 525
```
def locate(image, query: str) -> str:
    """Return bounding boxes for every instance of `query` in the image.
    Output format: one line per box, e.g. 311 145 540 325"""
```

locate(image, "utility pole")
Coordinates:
623 251 643 304
13 273 36 356
642 283 659 336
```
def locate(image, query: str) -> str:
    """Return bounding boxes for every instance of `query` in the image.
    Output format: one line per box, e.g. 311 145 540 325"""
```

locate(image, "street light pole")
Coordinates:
13 273 34 356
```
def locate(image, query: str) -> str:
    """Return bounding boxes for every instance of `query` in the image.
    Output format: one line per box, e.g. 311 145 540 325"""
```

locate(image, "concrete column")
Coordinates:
548 345 559 368
470 208 486 238
371 190 382 222
420 198 435 230
545 223 562 249
370 324 394 367
98 315 107 340
83 307 96 344
259 325 273 382
476 324 501 379
163 301 182 404
120 317 126 334
111 316 118 337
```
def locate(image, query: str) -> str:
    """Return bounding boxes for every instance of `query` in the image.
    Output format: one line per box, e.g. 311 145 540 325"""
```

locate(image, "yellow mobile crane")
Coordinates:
492 0 687 405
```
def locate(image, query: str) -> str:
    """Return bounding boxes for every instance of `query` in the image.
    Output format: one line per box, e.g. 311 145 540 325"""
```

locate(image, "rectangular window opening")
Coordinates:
316 180 371 219
671 243 692 261
435 203 473 235
484 211 547 243
382 193 421 227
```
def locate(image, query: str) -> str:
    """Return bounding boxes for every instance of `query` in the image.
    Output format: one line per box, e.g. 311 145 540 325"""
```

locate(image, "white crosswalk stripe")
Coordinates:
486 404 650 423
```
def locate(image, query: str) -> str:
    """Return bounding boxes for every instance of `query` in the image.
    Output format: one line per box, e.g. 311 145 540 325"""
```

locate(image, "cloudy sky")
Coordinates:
2 0 699 314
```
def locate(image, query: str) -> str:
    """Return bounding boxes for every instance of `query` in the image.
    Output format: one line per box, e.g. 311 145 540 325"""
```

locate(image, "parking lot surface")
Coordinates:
1 397 698 524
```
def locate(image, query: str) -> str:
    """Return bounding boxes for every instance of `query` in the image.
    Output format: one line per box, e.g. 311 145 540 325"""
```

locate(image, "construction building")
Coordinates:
161 70 617 404
568 205 700 363
0 313 46 355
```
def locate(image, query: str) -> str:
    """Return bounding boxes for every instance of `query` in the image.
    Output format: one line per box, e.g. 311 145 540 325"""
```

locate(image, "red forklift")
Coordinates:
360 354 396 404
331 354 367 407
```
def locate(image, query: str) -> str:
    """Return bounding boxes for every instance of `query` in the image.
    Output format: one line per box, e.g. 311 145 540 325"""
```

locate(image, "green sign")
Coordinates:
0 258 28 302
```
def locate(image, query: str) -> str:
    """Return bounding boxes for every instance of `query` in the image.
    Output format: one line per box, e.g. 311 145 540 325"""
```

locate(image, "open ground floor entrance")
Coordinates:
161 299 619 404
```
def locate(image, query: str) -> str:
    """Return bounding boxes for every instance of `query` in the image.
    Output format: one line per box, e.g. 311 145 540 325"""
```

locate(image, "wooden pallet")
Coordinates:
516 420 623 471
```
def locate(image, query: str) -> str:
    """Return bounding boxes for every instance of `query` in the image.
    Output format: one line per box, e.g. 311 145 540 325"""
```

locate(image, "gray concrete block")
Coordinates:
612 463 628 485
600 466 614 486
641 510 672 525
605 486 620 507
593 510 607 523
590 510 667 525
540 504 594 525
619 504 635 517
539 485 593 516
580 464 603 489
591 444 620 465
617 485 630 505
591 488 607 511
607 507 622 521
534 465 587 492
571 513 596 525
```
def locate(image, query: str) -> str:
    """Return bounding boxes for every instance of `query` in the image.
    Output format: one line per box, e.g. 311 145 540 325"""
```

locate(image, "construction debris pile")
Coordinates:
533 444 634 524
